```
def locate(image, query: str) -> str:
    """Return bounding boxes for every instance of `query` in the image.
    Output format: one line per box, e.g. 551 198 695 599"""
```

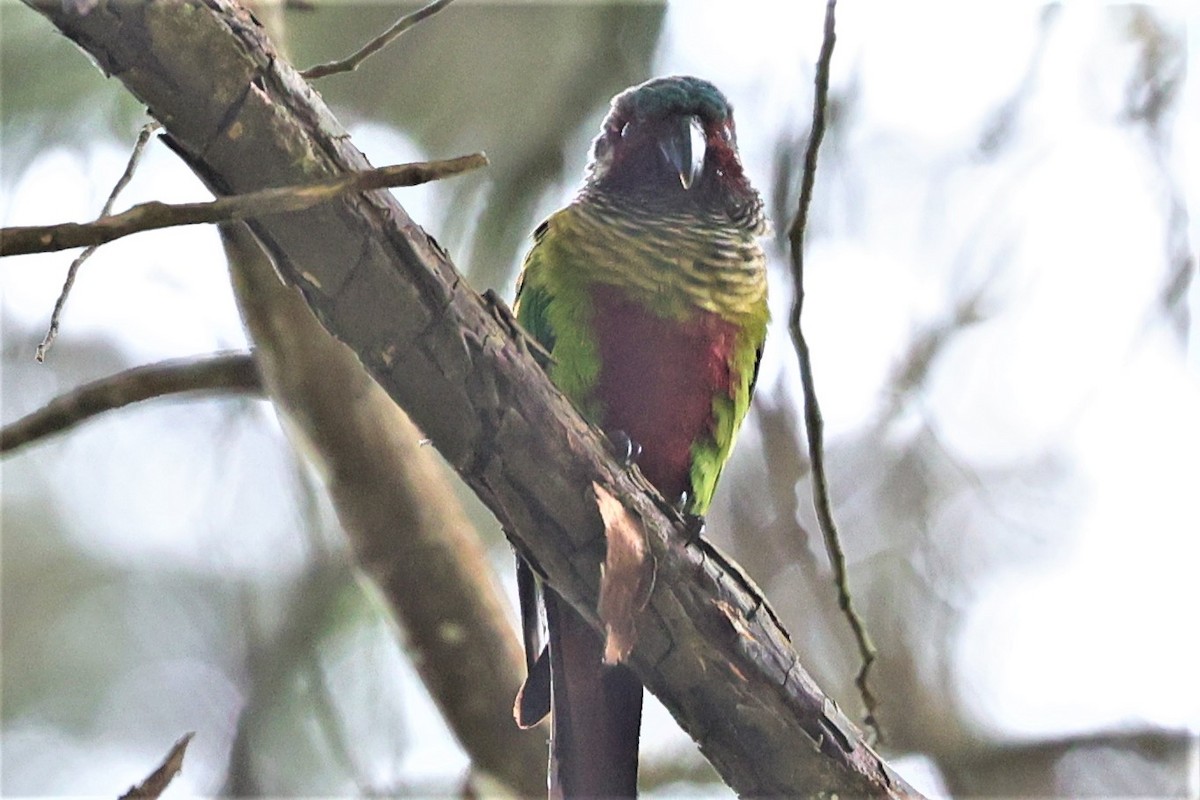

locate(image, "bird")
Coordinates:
512 75 769 798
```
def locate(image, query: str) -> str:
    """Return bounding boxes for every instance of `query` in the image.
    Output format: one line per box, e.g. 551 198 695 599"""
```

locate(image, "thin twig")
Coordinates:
119 731 195 800
785 0 881 739
3 154 487 259
34 121 159 362
300 0 456 79
1 352 260 456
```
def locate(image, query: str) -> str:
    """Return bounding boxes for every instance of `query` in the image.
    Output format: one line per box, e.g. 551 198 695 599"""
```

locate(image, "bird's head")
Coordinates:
585 75 763 230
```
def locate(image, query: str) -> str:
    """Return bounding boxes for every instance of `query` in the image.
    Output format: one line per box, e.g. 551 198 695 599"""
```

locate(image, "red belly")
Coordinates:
589 283 738 503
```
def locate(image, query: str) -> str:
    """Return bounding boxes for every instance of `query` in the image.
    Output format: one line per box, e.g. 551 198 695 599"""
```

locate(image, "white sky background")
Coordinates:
2 2 1198 797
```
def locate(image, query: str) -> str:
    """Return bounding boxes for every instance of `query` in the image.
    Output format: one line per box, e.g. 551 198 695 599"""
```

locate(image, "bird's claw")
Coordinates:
608 430 643 468
674 491 706 543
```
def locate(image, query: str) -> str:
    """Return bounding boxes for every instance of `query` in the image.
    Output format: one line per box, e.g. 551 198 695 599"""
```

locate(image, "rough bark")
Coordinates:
25 1 922 796
216 4 546 791
221 224 547 796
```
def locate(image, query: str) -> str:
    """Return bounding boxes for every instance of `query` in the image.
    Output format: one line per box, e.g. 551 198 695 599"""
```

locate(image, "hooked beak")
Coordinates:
659 116 705 190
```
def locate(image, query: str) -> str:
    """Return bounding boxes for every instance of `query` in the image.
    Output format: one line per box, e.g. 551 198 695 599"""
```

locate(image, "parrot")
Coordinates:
512 75 769 798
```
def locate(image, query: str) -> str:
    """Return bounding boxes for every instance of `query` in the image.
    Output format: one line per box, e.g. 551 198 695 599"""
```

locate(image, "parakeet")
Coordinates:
513 75 768 798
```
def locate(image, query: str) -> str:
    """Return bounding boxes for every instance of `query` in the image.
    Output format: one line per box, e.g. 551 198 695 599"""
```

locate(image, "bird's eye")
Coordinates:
620 121 631 139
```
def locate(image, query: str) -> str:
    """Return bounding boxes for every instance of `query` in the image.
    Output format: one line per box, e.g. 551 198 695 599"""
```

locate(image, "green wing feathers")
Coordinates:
687 339 763 516
515 216 606 423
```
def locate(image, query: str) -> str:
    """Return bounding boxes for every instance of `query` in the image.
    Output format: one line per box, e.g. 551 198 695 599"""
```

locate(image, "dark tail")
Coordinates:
544 588 642 799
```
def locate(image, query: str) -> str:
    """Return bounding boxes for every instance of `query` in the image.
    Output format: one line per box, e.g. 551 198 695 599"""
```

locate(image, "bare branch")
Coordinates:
32 121 158 361
1 353 260 456
784 0 881 737
2 155 487 258
300 0 456 79
118 731 194 800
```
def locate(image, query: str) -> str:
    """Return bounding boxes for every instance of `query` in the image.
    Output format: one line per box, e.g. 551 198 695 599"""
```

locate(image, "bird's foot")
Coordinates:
674 491 706 543
607 429 643 468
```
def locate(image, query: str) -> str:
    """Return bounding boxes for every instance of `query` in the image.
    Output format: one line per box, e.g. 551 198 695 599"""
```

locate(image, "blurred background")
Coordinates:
2 2 1197 797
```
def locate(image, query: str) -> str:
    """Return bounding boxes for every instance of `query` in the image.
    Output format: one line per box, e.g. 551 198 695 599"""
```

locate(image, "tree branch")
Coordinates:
220 222 548 795
784 0 880 735
24 2 921 796
0 352 260 455
229 4 546 789
118 732 194 800
0 156 486 257
299 0 456 79
31 120 158 360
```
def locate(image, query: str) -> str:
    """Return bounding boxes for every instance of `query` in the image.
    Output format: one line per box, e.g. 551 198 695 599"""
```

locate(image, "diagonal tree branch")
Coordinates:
118 732 194 800
0 352 260 455
226 4 546 791
299 0 456 79
29 121 159 360
24 2 922 796
220 222 548 795
1 156 486 257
